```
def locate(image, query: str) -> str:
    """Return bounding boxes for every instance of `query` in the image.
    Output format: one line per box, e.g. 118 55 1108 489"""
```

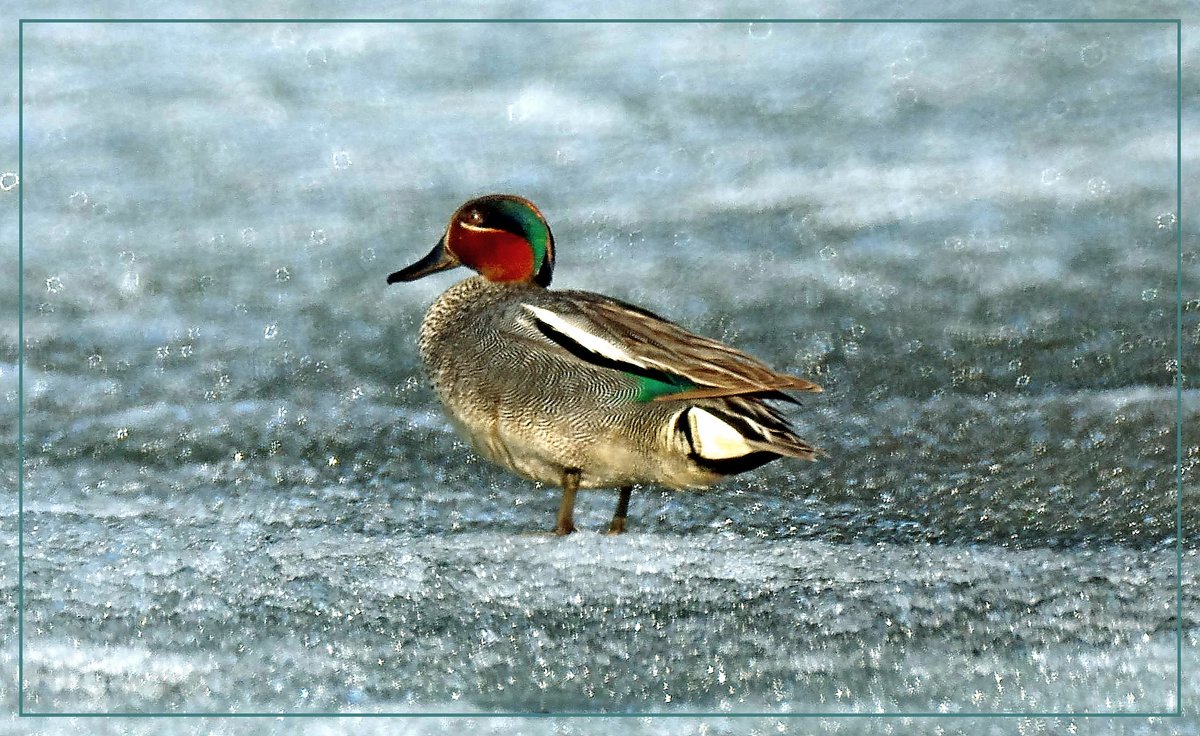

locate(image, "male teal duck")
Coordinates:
388 194 822 535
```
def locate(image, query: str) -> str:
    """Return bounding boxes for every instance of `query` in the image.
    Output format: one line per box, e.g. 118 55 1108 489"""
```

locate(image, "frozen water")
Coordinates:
2 0 1198 732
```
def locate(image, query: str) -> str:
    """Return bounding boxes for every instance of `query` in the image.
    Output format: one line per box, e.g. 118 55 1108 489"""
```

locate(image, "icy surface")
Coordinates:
2 0 1198 730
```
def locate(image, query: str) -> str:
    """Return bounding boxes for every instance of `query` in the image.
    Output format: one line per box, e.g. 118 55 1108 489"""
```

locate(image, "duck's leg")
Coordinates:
607 486 633 535
554 468 581 536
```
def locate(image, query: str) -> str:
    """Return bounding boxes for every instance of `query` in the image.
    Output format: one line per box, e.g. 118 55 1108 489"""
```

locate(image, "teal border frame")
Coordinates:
15 16 1185 719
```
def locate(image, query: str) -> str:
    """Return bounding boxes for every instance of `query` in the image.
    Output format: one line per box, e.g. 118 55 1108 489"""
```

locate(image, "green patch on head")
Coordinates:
634 372 697 402
496 197 552 274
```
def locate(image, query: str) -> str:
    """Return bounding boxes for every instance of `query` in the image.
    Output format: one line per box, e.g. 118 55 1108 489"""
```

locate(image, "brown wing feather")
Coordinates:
560 291 823 401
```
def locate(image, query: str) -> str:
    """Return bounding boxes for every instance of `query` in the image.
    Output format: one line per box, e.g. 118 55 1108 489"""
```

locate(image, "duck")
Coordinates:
387 194 821 535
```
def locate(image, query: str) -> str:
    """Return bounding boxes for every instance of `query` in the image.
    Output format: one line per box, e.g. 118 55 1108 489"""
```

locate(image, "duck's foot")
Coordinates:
553 468 582 537
606 486 633 535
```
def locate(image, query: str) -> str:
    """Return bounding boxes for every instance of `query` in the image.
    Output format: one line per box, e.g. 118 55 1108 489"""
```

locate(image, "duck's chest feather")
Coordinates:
417 277 559 402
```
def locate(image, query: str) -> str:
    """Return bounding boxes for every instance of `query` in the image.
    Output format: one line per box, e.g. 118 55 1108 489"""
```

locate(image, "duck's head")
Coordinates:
387 194 555 287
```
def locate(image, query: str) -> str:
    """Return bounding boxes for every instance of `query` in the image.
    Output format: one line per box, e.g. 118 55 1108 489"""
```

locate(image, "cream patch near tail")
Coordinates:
686 407 756 460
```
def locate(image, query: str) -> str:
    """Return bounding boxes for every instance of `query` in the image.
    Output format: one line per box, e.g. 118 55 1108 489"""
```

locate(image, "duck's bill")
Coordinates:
387 239 460 283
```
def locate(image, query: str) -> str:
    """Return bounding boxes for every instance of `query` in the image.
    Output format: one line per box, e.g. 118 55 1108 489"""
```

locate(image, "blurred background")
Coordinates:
2 1 1197 733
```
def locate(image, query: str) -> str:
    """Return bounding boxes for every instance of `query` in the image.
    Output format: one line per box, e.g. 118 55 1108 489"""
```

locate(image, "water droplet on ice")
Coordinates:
45 276 64 293
1080 43 1106 67
0 172 18 191
264 323 278 340
272 27 297 48
305 47 327 67
1087 177 1110 196
903 40 928 60
894 87 919 106
657 72 682 92
120 271 141 295
889 59 915 81
748 22 772 39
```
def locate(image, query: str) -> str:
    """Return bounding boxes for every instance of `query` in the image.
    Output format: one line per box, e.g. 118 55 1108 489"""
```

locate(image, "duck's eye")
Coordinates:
465 209 484 226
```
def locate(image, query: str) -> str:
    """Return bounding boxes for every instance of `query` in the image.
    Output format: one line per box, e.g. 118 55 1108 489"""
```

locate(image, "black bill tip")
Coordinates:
387 239 459 284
